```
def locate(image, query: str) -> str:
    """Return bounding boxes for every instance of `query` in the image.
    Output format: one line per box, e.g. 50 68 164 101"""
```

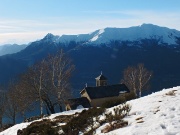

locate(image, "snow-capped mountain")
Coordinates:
1 86 180 135
42 24 180 45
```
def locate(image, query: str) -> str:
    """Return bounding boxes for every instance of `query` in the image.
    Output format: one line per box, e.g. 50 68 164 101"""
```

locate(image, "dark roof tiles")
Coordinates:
83 84 130 99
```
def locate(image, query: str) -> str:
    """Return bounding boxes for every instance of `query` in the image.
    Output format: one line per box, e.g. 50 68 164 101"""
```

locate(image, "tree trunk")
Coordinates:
0 116 2 128
43 99 55 114
57 91 63 112
133 89 137 97
139 90 141 98
45 106 50 115
59 104 63 112
13 111 16 125
22 111 26 121
40 99 43 116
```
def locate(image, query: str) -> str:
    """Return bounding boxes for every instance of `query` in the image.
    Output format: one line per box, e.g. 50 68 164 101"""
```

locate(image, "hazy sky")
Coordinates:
0 0 180 45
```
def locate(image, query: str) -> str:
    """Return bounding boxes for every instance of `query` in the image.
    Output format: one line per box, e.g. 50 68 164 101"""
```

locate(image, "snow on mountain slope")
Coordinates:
41 24 180 45
1 87 180 135
96 87 180 135
89 24 180 45
90 29 105 42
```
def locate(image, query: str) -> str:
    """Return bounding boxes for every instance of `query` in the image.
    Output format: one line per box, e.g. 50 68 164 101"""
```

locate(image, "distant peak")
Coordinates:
140 23 159 27
99 28 105 33
44 33 55 39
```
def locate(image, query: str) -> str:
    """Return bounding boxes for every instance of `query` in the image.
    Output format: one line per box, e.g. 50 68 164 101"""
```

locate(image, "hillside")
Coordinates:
97 87 180 135
1 86 179 135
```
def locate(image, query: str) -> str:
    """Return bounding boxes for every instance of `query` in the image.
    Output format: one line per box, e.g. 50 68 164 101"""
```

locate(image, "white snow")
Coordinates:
88 24 180 45
119 91 127 94
90 29 105 42
96 86 180 135
76 105 84 109
40 24 180 45
1 87 180 135
0 123 31 135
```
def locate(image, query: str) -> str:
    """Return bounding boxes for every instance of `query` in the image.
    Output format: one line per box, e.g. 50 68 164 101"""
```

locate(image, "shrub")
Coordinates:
102 97 126 108
102 103 131 133
17 119 59 135
102 92 136 109
124 91 136 101
62 107 105 135
165 90 176 96
54 115 74 123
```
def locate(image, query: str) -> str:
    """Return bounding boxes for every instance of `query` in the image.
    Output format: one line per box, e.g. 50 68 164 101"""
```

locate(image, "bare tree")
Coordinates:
5 84 20 125
47 50 75 112
20 59 53 115
2 79 34 124
17 49 74 114
12 81 34 121
136 64 152 97
122 66 137 95
0 90 6 127
121 63 152 97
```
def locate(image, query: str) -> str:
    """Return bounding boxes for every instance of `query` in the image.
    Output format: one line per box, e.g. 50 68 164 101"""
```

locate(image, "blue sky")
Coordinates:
0 0 180 45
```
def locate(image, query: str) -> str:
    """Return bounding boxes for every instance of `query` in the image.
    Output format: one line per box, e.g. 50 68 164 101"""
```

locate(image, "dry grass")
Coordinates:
53 115 74 123
165 90 176 96
135 116 144 123
154 109 160 114
101 121 128 133
135 117 143 121
137 120 144 123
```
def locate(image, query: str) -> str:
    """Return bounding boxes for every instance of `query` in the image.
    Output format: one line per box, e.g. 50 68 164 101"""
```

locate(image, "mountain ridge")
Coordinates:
40 24 180 46
0 44 28 56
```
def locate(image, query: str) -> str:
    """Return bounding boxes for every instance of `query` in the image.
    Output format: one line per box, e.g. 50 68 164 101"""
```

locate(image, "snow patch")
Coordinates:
90 29 105 42
76 105 84 109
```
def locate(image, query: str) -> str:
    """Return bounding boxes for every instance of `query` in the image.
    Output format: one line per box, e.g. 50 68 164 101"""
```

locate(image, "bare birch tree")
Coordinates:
17 49 74 114
20 59 50 116
136 64 152 97
8 49 75 117
47 50 75 112
122 66 137 95
122 63 152 98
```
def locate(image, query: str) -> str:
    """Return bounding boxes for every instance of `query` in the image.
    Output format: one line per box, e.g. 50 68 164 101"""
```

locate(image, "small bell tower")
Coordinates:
95 72 107 86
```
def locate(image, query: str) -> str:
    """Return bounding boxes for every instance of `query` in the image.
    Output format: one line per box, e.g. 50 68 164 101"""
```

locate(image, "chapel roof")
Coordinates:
80 84 130 99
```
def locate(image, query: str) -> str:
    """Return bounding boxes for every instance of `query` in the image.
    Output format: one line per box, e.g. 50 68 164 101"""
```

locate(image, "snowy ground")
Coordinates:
0 87 180 135
97 86 180 135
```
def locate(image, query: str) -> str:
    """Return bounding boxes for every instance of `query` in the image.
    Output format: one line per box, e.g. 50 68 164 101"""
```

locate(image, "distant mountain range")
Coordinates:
42 23 180 45
0 44 27 56
0 24 180 97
